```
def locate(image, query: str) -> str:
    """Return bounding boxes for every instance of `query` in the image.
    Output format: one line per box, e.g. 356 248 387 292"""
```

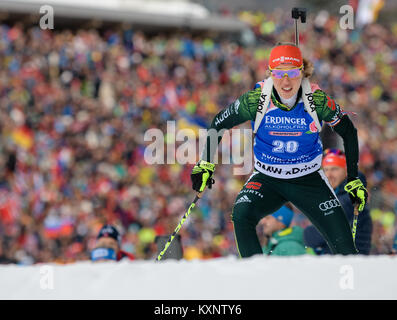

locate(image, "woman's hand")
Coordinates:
344 178 368 212
191 160 215 192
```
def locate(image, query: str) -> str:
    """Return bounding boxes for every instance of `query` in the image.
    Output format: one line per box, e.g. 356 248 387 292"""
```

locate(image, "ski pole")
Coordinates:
156 192 202 261
351 204 359 243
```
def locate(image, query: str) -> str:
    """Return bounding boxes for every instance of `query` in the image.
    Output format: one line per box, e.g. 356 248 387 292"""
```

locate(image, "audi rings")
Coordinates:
318 199 341 211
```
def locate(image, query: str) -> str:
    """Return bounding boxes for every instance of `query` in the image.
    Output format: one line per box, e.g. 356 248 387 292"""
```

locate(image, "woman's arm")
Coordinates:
313 89 368 210
312 89 358 180
332 116 359 181
201 88 260 162
191 88 260 192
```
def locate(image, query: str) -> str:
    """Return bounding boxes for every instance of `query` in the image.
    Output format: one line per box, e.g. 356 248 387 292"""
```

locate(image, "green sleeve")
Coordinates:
201 88 260 162
312 89 346 126
312 89 359 180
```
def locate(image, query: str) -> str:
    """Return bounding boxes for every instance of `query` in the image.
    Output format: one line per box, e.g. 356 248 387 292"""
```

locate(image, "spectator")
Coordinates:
91 224 134 262
304 149 373 255
261 206 306 256
0 8 395 262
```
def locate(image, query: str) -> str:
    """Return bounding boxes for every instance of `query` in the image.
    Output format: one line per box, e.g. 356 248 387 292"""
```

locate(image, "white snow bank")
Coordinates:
1 255 396 300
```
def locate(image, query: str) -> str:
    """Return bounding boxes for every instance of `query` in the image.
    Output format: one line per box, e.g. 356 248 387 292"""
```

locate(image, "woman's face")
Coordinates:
271 63 303 100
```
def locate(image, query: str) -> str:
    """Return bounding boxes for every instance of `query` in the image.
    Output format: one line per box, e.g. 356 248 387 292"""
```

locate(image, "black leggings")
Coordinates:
231 169 357 257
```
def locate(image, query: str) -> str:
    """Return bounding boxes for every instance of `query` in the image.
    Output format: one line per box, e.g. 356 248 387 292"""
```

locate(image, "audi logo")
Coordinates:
318 199 341 211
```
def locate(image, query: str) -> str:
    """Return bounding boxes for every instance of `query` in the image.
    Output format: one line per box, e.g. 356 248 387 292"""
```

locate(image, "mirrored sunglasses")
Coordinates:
270 67 302 79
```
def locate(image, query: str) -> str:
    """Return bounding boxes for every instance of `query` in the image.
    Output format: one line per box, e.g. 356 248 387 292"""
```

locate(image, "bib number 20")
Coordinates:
272 140 299 153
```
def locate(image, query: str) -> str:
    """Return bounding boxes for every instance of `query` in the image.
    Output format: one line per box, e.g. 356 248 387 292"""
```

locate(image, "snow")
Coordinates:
1 255 396 300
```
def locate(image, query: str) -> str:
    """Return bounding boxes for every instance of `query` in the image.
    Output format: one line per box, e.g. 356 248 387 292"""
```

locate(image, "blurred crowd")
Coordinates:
0 8 396 264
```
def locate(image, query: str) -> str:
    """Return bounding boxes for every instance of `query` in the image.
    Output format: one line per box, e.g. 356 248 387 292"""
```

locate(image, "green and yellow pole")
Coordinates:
156 193 202 261
351 204 359 244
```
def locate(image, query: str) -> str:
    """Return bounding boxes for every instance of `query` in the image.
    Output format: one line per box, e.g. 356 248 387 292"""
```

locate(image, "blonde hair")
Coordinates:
303 58 314 78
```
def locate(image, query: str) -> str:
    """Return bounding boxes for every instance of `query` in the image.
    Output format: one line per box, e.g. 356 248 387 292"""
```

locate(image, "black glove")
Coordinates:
191 160 215 192
344 178 368 212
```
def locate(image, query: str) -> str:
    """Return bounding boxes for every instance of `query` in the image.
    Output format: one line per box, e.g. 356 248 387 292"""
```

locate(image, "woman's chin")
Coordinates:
279 89 296 99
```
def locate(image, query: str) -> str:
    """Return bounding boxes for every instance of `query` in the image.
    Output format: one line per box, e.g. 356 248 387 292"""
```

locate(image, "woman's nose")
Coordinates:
281 76 292 85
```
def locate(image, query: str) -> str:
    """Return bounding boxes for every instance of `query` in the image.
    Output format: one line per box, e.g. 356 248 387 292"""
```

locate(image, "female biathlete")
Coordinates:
191 43 368 257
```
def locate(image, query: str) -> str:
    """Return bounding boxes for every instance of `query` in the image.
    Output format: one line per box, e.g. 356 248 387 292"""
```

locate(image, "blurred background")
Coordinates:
0 0 396 264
